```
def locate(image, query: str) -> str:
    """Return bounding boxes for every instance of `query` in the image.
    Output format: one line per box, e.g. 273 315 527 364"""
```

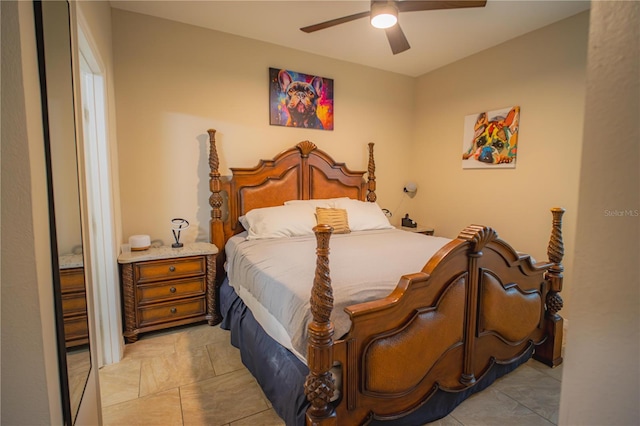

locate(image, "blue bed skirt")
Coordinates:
220 279 310 425
219 279 533 426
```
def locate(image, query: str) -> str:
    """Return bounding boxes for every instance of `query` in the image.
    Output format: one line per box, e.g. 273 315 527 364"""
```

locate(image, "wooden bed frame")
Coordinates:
205 129 565 425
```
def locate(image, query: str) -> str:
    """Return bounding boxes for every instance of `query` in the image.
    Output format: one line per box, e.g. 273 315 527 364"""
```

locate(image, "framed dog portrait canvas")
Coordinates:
462 106 520 169
269 67 334 130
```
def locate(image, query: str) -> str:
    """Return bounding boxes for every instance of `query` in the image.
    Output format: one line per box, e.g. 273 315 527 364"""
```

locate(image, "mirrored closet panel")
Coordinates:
34 1 91 424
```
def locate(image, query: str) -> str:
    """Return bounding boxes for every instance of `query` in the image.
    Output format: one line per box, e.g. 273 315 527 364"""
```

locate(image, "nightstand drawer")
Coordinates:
134 257 206 283
60 268 85 293
137 297 206 327
137 277 206 305
62 292 87 316
64 315 88 343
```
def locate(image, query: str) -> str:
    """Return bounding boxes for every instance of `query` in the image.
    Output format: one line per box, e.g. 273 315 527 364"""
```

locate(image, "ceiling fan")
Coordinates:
300 1 487 55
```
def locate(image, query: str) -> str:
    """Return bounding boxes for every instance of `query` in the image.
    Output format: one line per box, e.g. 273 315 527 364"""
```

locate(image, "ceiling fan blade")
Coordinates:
396 0 487 13
385 24 410 55
300 11 370 33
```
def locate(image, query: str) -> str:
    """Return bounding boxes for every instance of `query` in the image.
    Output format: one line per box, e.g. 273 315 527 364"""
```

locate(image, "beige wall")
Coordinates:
112 9 589 317
1 1 63 424
411 12 589 317
559 1 639 424
112 9 415 245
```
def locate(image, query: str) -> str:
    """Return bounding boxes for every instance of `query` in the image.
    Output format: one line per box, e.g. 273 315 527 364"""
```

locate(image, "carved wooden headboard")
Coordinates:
206 129 377 251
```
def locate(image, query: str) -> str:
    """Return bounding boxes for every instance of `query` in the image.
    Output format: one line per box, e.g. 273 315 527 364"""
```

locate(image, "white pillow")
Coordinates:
333 198 393 231
243 204 316 240
283 197 348 208
238 215 250 230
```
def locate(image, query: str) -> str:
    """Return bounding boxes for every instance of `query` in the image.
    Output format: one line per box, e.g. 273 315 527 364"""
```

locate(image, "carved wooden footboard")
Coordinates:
203 129 564 425
305 210 565 425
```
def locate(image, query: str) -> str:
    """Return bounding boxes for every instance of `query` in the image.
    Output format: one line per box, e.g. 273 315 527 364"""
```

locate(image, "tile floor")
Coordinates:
99 323 563 426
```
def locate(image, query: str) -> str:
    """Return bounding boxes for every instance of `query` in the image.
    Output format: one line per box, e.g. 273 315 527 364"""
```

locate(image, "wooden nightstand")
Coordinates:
59 259 89 348
118 242 219 343
397 225 435 236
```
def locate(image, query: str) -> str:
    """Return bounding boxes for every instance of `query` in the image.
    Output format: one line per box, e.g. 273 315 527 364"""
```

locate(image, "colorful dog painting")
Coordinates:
269 68 334 130
462 106 520 168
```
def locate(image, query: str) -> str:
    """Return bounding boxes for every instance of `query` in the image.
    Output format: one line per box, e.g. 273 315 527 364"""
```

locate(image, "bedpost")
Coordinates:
207 129 225 251
534 207 566 367
305 224 337 425
367 142 377 202
457 225 499 386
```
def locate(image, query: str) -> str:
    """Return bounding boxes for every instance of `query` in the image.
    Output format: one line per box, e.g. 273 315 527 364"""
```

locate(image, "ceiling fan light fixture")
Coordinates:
370 2 398 29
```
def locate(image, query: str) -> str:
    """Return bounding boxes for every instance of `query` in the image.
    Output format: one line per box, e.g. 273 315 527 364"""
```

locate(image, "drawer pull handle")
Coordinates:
170 287 176 293
170 307 177 314
169 266 176 272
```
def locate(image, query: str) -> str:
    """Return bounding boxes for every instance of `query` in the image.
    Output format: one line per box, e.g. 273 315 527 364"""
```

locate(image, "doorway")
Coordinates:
77 28 122 366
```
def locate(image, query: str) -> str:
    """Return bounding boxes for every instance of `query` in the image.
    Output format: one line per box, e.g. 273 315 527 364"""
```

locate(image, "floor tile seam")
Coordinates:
202 342 219 376
445 412 464 425
528 361 563 382
139 344 219 394
203 344 247 377
98 386 177 411
222 406 273 426
202 365 248 381
137 356 144 399
494 369 561 421
174 342 232 366
100 401 126 410
175 337 229 350
97 374 140 408
512 393 559 424
141 369 221 397
135 341 195 393
494 388 556 424
540 369 562 382
204 343 214 374
178 386 186 426
98 365 144 406
502 364 561 387
134 365 232 399
152 344 219 391
98 357 142 372
228 407 278 425
102 398 132 410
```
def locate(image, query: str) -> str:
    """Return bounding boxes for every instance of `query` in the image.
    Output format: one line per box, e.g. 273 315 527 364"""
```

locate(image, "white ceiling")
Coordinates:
110 0 591 77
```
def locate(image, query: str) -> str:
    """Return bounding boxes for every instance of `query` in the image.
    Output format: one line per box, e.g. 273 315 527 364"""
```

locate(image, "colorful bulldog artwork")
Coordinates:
269 67 334 130
462 106 520 169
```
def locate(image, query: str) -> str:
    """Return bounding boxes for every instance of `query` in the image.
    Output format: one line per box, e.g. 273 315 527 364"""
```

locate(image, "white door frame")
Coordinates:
77 23 123 366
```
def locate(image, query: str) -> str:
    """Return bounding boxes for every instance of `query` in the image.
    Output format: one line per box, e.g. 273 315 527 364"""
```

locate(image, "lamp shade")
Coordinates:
370 2 398 29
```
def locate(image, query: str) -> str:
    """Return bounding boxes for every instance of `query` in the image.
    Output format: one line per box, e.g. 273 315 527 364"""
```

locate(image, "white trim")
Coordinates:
76 22 123 366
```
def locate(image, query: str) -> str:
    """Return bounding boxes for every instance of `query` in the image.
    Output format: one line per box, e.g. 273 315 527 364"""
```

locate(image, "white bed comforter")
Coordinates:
225 228 451 361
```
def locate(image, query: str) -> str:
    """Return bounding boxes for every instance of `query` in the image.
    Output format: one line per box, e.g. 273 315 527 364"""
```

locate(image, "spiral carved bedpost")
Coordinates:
207 129 225 252
305 224 337 425
534 207 566 367
366 143 377 203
